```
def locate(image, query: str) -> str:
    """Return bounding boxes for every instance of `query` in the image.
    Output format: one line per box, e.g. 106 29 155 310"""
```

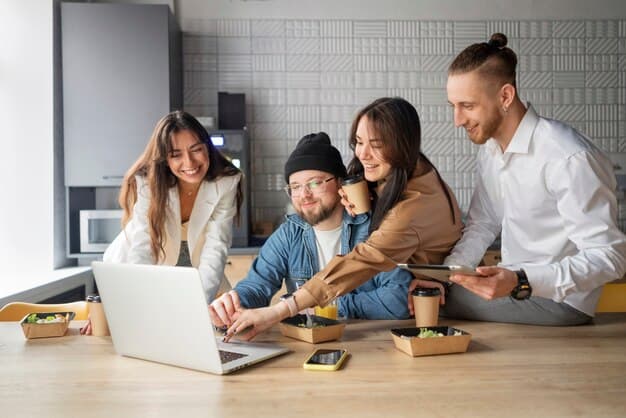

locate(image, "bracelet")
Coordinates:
281 295 298 317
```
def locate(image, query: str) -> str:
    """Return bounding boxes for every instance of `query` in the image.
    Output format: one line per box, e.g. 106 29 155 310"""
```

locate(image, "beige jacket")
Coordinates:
301 167 463 306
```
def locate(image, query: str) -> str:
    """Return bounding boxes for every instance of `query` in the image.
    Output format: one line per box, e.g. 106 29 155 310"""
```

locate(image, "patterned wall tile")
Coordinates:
554 72 585 88
553 55 585 71
181 18 217 35
251 88 286 105
355 55 387 71
421 89 447 105
388 89 421 106
387 55 420 71
252 55 285 71
552 38 583 55
355 89 388 105
218 72 252 90
487 21 519 38
519 55 552 72
519 72 552 89
252 20 285 37
189 71 218 88
586 55 618 72
218 37 251 54
420 38 454 55
184 54 217 71
553 105 586 121
320 89 355 105
218 55 252 72
387 39 420 55
286 106 320 123
420 72 448 89
355 72 387 89
287 38 321 54
553 88 585 105
286 89 320 105
521 89 553 104
353 21 387 38
388 21 419 38
553 21 585 38
321 38 353 54
217 20 250 37
320 55 353 72
354 38 387 54
586 105 622 121
520 21 552 38
521 38 553 55
586 72 619 88
286 20 320 38
254 106 287 123
286 73 320 89
320 106 355 123
287 55 321 72
421 55 454 72
183 35 217 54
252 38 285 54
252 73 285 89
252 123 286 141
586 20 619 38
454 22 486 39
387 72 420 89
320 72 354 89
421 21 453 38
419 105 452 123
586 88 619 104
320 20 352 38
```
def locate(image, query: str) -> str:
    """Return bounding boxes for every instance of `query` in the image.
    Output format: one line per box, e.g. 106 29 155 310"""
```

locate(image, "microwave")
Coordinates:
79 209 123 253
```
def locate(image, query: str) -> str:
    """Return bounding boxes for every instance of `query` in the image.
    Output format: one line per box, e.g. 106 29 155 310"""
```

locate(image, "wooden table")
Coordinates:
1 315 626 418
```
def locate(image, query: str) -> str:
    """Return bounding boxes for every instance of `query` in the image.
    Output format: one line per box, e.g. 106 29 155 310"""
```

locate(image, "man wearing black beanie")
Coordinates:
210 132 412 322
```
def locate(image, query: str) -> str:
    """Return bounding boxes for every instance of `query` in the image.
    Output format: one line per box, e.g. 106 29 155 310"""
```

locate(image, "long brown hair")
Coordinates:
119 110 243 262
347 97 457 232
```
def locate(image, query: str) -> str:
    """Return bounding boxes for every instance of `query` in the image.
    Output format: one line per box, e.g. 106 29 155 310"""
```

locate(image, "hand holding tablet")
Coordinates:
398 264 482 283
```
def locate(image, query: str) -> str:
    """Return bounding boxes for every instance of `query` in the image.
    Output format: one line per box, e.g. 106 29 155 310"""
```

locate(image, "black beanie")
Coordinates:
284 132 347 182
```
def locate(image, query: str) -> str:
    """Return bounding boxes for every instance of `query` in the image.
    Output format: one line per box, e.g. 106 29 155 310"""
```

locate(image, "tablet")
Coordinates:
397 264 481 283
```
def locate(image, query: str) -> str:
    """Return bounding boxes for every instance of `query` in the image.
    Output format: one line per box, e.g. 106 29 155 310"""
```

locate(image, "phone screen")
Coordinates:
306 349 346 365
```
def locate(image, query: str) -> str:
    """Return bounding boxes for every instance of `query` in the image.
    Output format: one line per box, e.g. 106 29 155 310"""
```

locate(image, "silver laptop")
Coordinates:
91 261 289 374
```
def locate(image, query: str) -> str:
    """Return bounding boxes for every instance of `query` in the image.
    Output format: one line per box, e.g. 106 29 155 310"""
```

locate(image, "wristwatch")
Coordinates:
511 269 532 300
279 293 298 317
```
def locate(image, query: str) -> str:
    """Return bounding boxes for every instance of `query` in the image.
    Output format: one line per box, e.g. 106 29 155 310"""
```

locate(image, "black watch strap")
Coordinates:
512 269 532 300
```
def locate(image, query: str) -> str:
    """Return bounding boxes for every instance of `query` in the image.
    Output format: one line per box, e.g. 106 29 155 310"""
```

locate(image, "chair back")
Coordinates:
0 301 89 321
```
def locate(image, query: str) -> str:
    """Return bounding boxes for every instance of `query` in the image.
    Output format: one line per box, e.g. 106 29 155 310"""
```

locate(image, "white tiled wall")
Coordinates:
182 19 626 229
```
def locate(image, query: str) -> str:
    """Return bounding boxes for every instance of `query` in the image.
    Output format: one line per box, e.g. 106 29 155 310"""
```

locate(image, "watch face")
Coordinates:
513 286 531 300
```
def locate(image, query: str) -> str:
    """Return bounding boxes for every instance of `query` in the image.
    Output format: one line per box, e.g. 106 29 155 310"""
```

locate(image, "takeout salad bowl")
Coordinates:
391 326 471 357
20 311 76 339
279 314 345 343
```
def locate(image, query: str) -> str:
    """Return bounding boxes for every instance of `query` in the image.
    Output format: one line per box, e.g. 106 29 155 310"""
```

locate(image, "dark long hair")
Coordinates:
119 110 243 262
347 97 457 233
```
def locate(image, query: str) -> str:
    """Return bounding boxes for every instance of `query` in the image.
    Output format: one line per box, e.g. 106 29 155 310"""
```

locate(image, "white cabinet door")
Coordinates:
62 3 177 186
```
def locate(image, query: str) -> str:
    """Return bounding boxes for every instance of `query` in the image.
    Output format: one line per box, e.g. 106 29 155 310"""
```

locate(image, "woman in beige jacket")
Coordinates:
224 98 462 340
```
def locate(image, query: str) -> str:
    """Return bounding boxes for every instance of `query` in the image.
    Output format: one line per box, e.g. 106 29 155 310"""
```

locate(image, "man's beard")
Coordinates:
296 200 337 226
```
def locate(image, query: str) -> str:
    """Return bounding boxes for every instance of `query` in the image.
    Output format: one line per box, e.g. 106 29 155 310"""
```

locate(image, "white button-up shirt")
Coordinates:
446 104 626 316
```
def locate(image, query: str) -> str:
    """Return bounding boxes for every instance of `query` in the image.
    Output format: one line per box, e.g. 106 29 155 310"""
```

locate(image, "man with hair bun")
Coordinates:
443 33 626 325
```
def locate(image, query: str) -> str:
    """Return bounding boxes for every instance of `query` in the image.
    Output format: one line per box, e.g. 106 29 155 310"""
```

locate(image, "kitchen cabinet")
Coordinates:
62 3 181 187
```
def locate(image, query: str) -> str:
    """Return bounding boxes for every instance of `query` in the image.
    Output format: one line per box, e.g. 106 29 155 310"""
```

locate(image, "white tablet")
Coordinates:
397 264 481 283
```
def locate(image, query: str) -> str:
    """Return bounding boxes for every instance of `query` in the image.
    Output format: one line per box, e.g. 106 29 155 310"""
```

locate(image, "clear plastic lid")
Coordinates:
86 294 102 303
411 287 441 297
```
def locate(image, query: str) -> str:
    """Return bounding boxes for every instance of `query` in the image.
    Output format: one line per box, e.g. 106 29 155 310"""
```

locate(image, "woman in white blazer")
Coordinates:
103 110 242 302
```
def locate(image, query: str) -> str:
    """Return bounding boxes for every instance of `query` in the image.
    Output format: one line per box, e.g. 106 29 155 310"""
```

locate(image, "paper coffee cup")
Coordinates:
412 287 440 327
87 294 110 336
341 175 370 215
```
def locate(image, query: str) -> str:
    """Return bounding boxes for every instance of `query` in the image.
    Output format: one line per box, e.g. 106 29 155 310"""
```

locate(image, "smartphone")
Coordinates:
302 348 349 371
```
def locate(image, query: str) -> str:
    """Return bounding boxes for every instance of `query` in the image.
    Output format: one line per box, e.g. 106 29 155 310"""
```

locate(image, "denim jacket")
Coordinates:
234 211 411 319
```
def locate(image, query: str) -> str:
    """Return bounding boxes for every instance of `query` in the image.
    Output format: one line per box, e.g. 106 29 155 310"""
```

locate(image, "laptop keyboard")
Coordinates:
219 350 248 364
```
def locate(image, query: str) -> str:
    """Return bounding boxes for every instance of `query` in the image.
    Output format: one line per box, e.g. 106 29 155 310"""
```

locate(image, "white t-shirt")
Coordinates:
313 225 342 270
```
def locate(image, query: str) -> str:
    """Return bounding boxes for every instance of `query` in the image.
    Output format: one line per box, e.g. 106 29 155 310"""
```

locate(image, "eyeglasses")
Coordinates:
284 177 336 198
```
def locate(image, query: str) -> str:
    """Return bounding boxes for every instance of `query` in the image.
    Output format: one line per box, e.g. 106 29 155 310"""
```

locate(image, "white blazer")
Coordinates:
104 173 241 302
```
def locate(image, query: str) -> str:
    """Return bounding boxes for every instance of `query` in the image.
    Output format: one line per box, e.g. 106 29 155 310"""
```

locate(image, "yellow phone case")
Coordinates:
302 349 348 371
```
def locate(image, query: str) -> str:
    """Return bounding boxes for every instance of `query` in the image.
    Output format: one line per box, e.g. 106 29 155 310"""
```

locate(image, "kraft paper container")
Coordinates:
279 314 345 344
20 312 76 339
391 327 471 357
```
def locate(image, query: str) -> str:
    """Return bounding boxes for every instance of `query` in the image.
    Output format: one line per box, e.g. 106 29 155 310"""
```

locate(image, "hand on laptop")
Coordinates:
209 290 243 327
223 304 287 342
79 317 92 335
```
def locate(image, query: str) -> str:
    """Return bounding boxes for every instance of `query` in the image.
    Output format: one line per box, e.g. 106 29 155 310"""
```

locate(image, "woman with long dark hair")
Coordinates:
103 110 242 300
222 97 462 341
